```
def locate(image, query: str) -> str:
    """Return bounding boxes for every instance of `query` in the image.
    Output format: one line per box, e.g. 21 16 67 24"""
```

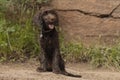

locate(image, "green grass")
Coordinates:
0 15 40 62
60 41 120 70
0 0 44 62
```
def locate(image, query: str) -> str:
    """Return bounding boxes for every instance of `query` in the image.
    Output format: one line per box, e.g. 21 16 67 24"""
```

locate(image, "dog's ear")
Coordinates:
32 7 51 27
52 10 59 26
33 11 43 27
55 11 59 26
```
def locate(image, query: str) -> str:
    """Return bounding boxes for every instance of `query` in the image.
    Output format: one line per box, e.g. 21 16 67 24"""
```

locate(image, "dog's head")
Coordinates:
33 7 59 30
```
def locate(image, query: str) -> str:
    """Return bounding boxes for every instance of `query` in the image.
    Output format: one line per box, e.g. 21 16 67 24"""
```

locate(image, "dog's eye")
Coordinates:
44 11 48 14
51 18 55 21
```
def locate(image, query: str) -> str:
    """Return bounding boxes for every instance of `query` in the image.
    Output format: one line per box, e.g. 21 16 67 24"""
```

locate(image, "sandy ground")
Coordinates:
0 60 120 80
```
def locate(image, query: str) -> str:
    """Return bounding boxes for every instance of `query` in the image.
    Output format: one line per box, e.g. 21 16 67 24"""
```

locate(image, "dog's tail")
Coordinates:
62 71 82 78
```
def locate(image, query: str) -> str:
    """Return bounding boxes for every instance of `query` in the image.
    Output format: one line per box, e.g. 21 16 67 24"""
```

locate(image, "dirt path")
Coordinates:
0 61 120 80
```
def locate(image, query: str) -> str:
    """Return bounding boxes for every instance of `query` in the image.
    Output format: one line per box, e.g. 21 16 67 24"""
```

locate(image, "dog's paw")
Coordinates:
53 70 62 74
36 67 46 72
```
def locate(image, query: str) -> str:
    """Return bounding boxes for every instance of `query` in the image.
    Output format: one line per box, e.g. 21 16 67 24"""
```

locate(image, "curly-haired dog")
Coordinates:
33 7 81 77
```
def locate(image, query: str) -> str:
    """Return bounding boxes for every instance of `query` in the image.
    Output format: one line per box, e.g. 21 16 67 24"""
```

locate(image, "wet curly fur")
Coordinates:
33 7 81 78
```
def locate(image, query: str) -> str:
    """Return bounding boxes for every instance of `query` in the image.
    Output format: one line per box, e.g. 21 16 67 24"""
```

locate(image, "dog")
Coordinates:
33 7 81 78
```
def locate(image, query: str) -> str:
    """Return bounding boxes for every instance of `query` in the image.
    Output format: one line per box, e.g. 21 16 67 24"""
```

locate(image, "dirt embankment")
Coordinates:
51 0 120 46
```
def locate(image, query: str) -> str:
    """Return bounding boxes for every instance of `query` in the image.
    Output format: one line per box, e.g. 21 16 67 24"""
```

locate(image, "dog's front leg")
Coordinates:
52 49 61 74
37 49 48 72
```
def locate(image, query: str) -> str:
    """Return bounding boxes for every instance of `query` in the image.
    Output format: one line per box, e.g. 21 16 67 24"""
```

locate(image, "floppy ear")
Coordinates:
33 11 43 27
33 7 50 27
54 11 59 26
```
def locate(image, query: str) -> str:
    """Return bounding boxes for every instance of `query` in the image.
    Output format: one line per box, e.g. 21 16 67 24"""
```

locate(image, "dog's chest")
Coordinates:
42 36 55 47
40 30 58 49
47 38 52 44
